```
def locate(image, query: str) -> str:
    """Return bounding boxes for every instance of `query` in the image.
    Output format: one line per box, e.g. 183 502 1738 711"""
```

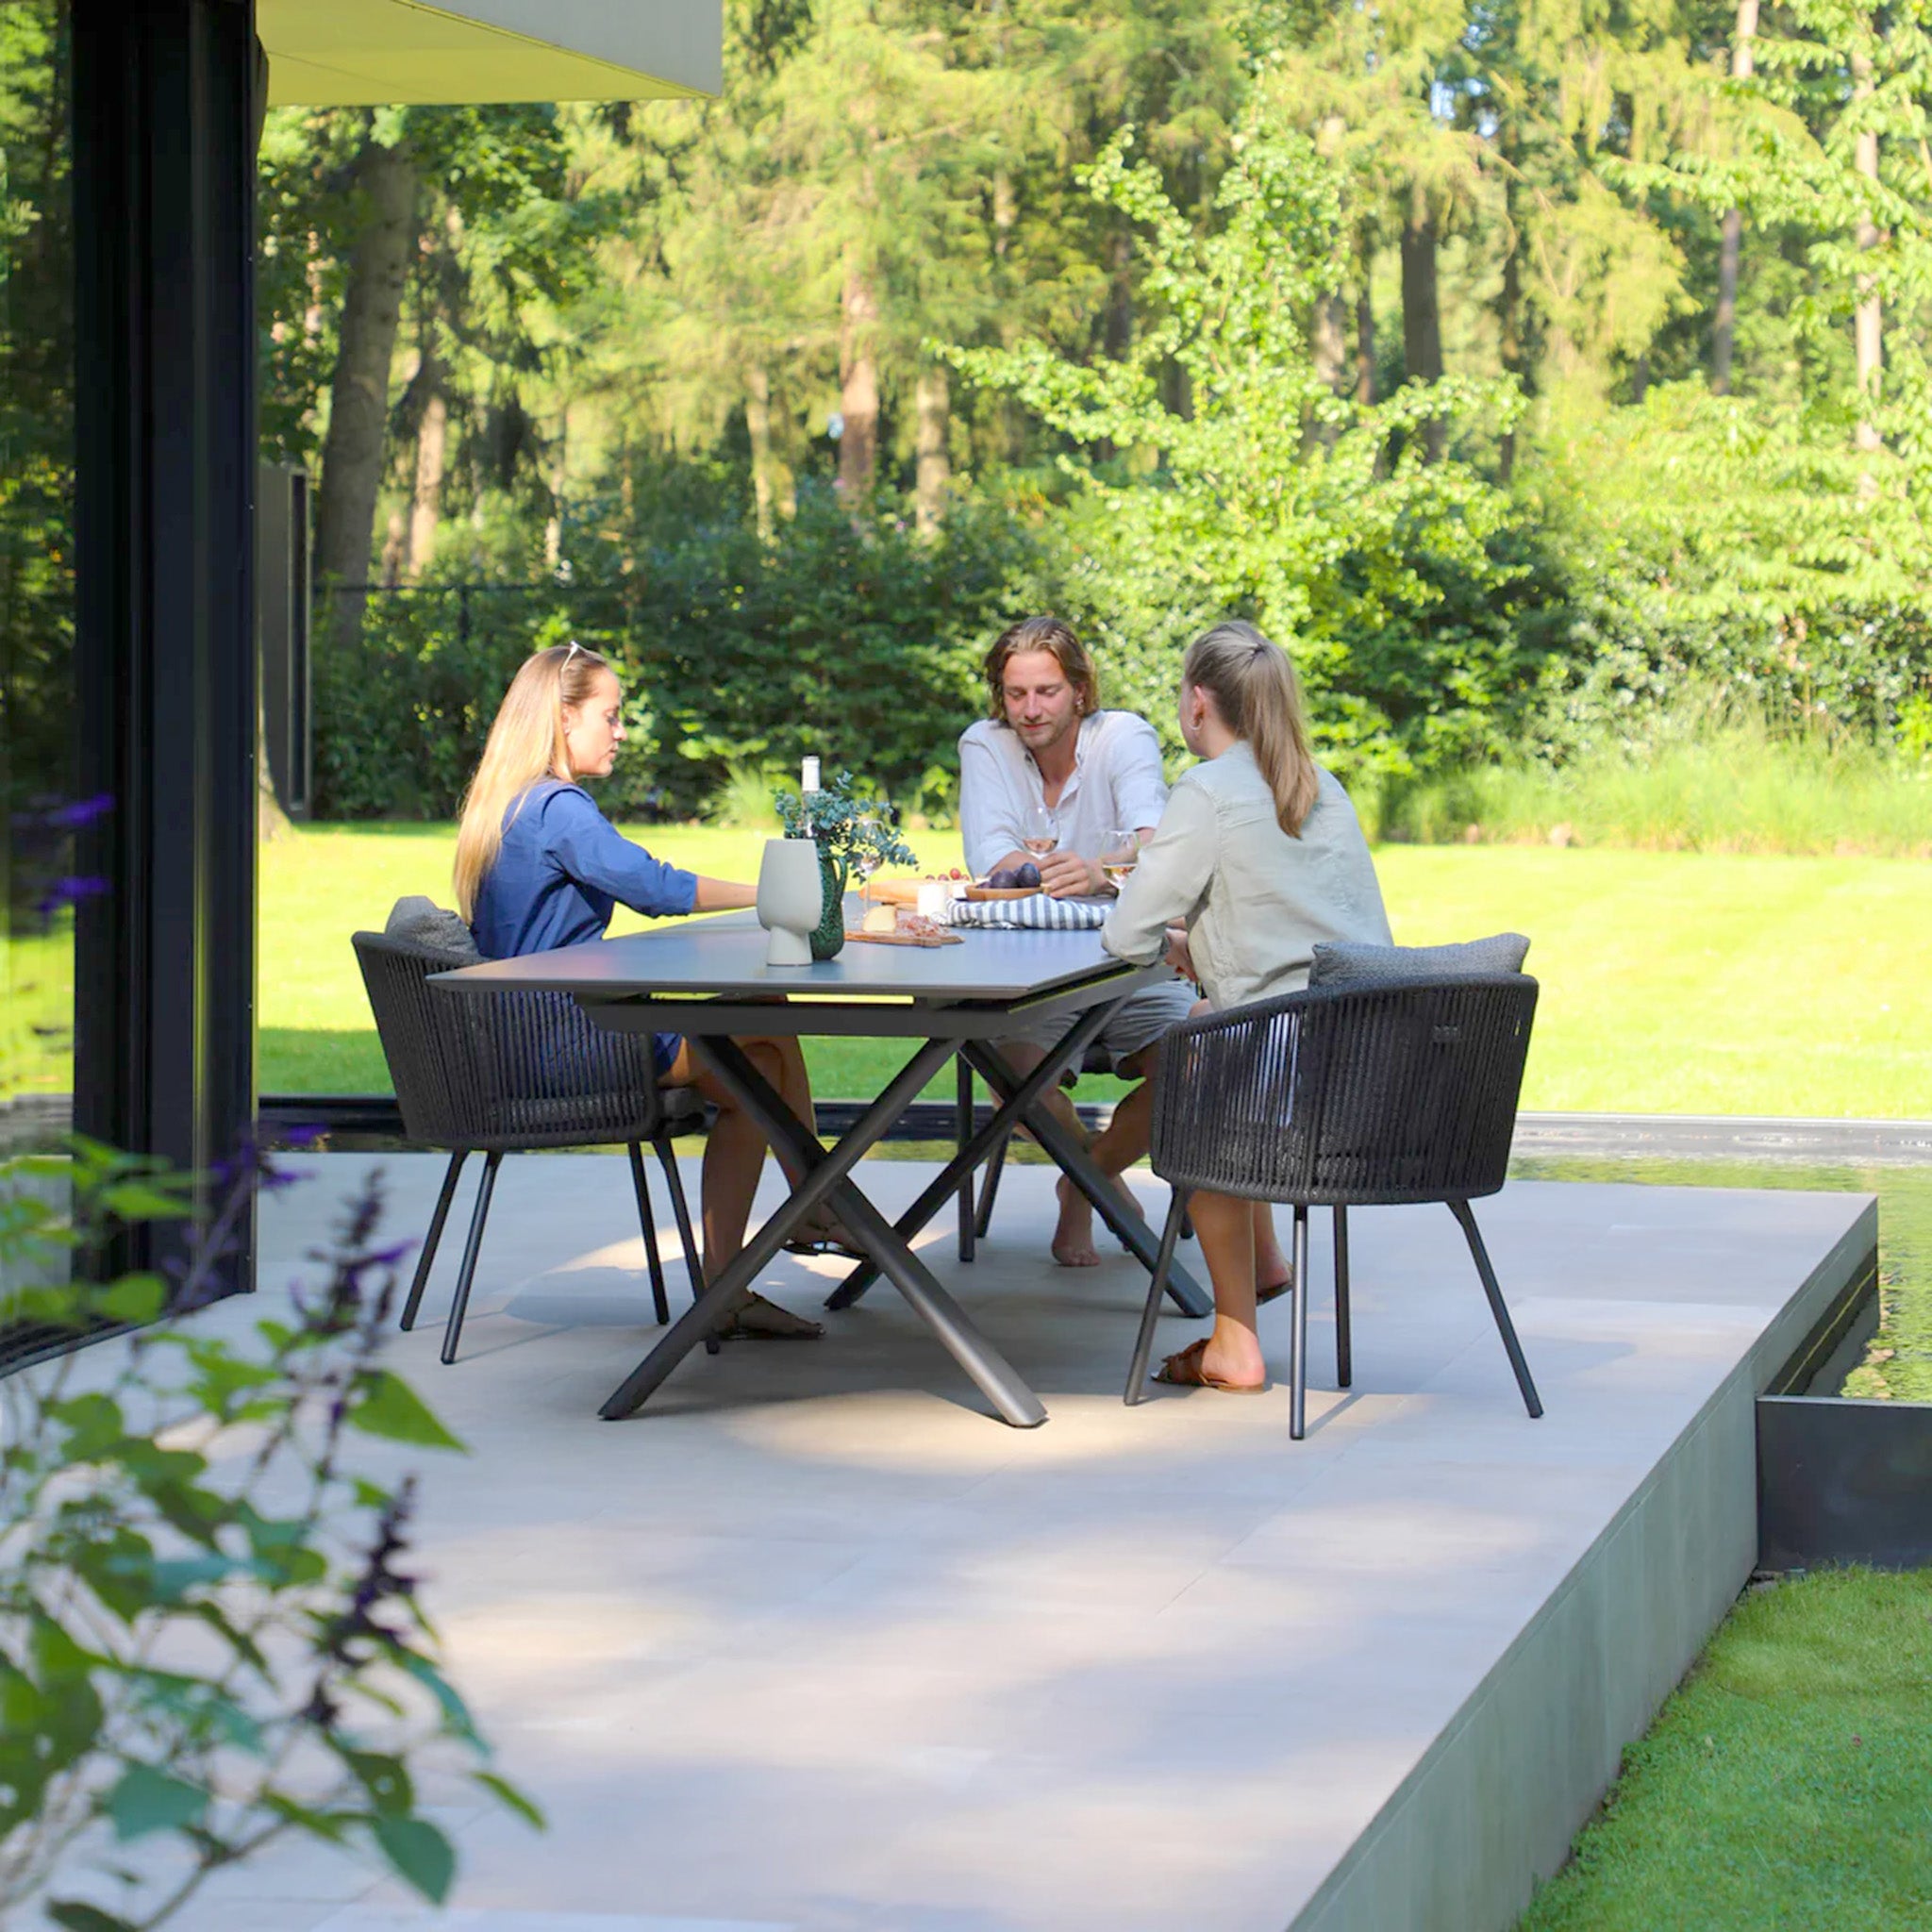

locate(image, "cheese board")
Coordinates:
843 926 964 948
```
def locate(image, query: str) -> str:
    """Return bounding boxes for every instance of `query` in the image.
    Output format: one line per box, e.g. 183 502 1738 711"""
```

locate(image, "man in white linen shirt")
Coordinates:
957 615 1196 1267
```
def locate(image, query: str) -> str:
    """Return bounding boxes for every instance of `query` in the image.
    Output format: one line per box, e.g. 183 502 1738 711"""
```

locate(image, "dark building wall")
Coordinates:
71 0 258 1282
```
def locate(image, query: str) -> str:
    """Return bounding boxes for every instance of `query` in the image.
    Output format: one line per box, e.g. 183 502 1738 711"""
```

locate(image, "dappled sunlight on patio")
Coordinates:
130 1148 1870 1929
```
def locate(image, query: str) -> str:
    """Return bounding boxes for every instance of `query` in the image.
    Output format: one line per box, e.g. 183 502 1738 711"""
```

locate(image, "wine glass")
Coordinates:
852 814 885 914
1100 827 1141 891
1021 804 1058 858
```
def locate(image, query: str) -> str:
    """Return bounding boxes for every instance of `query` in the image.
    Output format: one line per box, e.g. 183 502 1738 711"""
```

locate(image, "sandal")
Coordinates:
716 1291 824 1341
782 1208 866 1263
1151 1338 1268 1393
1257 1269 1295 1307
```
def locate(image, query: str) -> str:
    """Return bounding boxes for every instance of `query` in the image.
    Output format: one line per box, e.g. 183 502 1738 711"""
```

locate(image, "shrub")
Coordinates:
313 491 1041 824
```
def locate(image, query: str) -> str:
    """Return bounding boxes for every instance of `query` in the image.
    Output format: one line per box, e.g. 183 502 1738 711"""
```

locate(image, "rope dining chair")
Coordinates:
354 929 708 1365
1125 973 1543 1438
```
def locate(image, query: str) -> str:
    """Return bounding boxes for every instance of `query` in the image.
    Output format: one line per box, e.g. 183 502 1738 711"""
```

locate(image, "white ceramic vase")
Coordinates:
757 838 823 967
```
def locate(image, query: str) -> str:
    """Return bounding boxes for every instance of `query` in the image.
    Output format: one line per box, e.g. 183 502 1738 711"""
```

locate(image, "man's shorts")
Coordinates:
1002 972 1198 1078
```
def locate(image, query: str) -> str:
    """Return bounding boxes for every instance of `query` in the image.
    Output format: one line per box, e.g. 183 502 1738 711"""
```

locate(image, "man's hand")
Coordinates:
1163 924 1196 982
1038 849 1103 898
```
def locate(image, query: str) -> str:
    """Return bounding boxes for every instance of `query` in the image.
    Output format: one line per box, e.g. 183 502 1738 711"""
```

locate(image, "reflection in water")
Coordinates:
1511 1156 1932 1402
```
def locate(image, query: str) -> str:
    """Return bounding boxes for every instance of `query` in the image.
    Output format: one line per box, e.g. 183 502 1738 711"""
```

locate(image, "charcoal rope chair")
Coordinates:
354 931 708 1365
1125 974 1544 1438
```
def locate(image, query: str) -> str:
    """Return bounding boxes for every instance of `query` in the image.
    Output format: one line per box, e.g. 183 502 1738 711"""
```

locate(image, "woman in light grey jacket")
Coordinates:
1102 621 1391 1391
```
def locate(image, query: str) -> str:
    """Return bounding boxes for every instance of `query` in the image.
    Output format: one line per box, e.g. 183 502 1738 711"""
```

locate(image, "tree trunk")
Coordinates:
914 363 951 537
543 405 568 575
1355 246 1377 405
1307 291 1348 453
1711 0 1759 395
258 685 291 843
407 372 446 578
1851 45 1882 464
312 131 416 656
1312 292 1348 395
1498 147 1525 482
379 508 408 587
746 364 778 541
838 266 879 503
1105 225 1133 360
1401 204 1445 461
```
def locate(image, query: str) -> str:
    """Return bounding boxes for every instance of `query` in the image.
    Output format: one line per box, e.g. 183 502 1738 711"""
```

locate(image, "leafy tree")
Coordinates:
951 119 1538 781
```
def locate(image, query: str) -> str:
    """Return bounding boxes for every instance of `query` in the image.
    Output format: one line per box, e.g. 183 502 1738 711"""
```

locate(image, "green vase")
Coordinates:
810 846 849 960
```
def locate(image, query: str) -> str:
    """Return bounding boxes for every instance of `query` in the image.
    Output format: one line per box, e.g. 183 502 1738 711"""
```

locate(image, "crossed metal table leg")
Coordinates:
600 1022 1112 1426
824 1029 1212 1322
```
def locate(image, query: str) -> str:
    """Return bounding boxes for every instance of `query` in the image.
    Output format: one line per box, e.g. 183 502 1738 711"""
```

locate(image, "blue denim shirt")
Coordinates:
471 781 697 1074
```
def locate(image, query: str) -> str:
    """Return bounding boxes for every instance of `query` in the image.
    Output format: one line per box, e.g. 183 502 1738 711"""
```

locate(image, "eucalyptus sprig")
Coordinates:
774 769 918 872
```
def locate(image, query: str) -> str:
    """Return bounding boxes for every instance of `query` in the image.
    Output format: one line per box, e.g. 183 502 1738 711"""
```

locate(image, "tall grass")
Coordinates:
1381 700 1932 856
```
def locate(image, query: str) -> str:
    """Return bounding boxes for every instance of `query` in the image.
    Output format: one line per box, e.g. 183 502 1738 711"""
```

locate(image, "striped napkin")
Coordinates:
945 893 1110 932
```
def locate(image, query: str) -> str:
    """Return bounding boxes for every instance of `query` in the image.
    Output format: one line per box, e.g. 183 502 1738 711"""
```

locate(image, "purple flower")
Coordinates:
33 874 109 916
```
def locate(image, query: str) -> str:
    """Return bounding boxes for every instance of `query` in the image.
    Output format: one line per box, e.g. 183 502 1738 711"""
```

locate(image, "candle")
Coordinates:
801 756 821 794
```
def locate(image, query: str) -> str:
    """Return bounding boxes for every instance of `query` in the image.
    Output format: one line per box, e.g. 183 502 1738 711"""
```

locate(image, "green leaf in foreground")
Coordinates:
347 1370 464 1450
105 1765 208 1841
370 1814 456 1901
474 1768 545 1830
48 1902 137 1931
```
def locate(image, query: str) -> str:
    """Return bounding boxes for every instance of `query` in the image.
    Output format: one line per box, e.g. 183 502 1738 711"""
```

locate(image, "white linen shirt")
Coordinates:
1102 742 1392 1011
958 710 1170 878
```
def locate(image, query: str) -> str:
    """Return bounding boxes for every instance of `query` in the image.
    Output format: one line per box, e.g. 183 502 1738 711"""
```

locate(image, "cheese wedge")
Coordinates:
861 903 899 934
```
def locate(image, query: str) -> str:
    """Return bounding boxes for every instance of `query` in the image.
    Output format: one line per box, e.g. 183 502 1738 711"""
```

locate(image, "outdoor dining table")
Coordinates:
432 907 1211 1427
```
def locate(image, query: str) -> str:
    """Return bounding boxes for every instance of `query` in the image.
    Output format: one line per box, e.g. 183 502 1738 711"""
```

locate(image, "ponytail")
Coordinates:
1180 621 1319 837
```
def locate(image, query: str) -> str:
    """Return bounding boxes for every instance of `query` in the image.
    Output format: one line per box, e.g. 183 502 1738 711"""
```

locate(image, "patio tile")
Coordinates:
44 1154 1873 1932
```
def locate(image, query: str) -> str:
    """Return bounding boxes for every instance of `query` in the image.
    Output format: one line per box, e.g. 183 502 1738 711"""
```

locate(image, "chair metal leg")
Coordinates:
1333 1205 1352 1389
401 1150 467 1332
974 1129 1008 1239
1124 1190 1190 1406
441 1149 502 1365
628 1141 669 1325
1290 1204 1310 1441
1447 1199 1543 1420
653 1135 720 1357
956 1058 976 1262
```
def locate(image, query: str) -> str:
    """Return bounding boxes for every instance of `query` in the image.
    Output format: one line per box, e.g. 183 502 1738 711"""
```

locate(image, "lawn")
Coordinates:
1518 1568 1932 1930
259 822 1932 1118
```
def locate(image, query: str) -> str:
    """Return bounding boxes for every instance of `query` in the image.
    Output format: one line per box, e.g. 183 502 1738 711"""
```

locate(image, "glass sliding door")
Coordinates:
0 0 75 1168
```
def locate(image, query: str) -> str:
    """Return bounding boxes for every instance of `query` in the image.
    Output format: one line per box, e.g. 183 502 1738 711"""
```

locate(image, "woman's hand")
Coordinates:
1163 924 1196 982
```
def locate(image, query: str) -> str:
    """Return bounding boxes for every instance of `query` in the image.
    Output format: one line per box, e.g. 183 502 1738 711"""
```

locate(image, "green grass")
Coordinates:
1519 1568 1932 1930
258 824 1932 1119
1385 713 1932 858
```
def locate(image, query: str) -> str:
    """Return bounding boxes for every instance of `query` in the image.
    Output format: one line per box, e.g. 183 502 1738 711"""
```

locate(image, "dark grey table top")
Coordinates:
431 908 1155 1007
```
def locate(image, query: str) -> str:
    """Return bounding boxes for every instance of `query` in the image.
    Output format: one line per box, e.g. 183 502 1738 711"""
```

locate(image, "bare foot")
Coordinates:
1051 1174 1101 1267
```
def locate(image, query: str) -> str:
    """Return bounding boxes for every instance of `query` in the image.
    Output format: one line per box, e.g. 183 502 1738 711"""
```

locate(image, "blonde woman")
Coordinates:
1100 621 1392 1391
455 641 841 1340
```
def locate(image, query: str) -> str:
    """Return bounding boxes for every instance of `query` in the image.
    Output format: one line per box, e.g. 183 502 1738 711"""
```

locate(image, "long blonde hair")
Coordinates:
1181 621 1320 837
454 642 613 920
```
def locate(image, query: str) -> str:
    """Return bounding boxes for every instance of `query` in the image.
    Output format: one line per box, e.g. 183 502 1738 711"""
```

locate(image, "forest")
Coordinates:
254 0 1932 830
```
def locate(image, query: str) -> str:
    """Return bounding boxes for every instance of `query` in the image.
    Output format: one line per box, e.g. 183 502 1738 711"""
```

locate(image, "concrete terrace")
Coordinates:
68 1151 1874 1932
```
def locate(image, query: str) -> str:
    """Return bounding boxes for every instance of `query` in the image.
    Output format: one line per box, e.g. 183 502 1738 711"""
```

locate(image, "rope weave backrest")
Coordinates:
1152 975 1538 1205
352 934 670 1151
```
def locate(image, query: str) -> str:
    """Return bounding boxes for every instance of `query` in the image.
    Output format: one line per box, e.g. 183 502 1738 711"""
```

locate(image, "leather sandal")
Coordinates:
1257 1268 1295 1307
1151 1337 1268 1392
716 1291 824 1341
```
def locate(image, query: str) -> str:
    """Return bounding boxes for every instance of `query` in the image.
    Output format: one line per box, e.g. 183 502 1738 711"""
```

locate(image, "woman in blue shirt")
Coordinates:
456 641 837 1340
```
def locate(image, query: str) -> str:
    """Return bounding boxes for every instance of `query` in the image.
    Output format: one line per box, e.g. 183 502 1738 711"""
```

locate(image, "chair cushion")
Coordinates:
385 894 483 964
1307 932 1530 989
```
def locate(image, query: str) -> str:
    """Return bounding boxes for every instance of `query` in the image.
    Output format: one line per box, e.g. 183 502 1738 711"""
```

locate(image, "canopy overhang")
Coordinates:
259 0 721 106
